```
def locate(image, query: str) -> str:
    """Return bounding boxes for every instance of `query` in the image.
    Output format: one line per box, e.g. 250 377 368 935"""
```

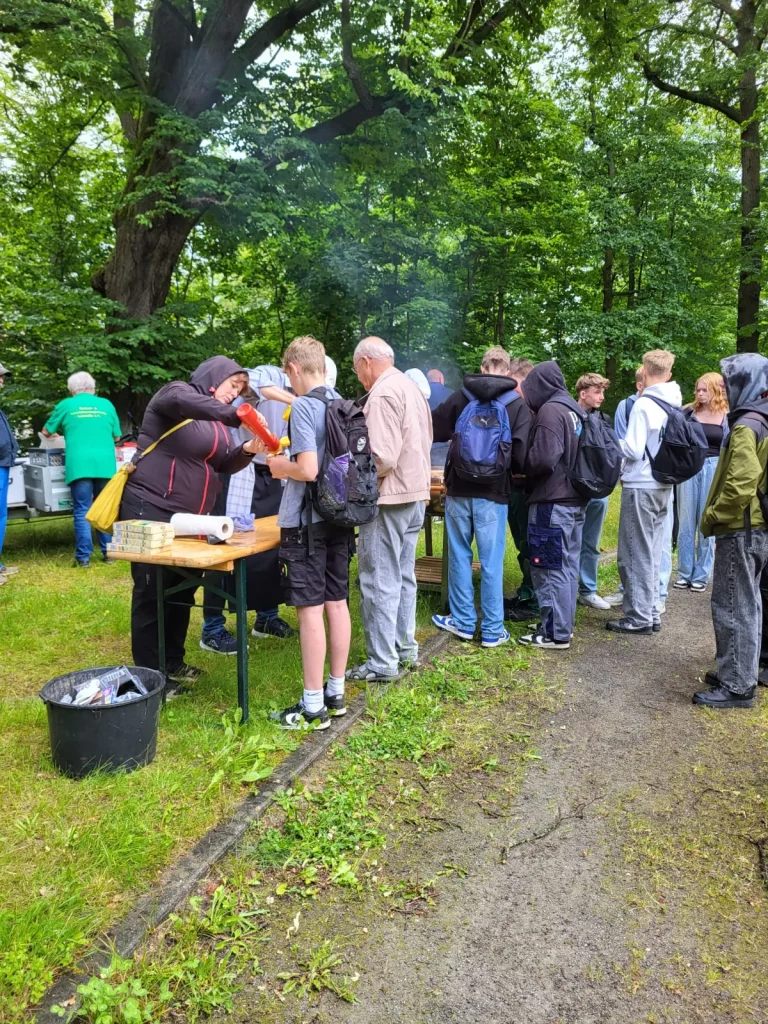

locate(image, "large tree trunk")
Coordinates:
738 69 761 352
97 210 196 320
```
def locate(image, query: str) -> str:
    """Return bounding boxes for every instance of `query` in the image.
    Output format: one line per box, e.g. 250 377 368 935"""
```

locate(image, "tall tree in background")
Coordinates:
0 0 543 328
581 0 768 352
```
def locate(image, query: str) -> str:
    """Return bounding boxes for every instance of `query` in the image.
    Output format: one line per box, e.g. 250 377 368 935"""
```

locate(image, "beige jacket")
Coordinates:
363 366 432 505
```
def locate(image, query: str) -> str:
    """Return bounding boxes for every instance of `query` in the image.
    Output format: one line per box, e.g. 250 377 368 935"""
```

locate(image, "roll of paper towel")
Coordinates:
170 514 234 541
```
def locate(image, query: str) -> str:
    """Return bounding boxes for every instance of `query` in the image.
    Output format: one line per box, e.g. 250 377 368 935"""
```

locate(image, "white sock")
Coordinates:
303 687 324 714
326 675 345 697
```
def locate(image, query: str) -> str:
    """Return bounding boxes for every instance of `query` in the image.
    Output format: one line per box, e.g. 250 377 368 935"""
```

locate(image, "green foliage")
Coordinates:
0 0 760 428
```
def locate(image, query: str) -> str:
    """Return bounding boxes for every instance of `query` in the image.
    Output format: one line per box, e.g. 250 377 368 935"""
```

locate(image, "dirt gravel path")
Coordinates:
309 588 764 1024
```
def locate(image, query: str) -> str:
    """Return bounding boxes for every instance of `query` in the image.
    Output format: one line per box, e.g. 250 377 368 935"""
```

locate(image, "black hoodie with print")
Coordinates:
123 356 255 515
431 372 531 502
523 361 586 507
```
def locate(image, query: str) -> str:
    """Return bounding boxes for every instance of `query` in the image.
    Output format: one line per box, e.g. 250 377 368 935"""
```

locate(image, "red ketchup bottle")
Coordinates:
236 404 282 453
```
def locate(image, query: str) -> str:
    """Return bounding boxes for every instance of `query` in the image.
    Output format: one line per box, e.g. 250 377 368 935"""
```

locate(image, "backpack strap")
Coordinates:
292 387 333 557
497 390 520 407
638 394 672 466
461 386 475 403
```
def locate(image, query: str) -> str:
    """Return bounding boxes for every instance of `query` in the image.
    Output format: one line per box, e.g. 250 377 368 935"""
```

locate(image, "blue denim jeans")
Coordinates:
529 502 586 641
202 605 279 638
677 457 718 585
0 466 8 570
446 496 507 637
578 496 609 595
69 477 110 563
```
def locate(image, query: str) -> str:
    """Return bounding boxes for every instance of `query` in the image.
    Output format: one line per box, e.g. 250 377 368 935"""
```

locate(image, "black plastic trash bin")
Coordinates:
39 666 165 779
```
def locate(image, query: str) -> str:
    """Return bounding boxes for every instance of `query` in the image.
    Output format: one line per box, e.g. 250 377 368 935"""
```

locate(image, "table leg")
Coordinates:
156 564 167 681
425 513 433 557
235 556 249 723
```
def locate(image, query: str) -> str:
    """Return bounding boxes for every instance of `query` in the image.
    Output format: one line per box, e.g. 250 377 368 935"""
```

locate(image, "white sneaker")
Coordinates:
603 592 624 607
578 592 611 610
657 599 667 614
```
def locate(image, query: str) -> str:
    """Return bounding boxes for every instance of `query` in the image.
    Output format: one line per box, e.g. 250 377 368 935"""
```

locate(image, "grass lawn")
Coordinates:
0 491 620 1020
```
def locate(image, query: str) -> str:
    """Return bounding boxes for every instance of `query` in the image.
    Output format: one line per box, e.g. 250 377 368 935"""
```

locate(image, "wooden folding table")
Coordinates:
108 515 281 722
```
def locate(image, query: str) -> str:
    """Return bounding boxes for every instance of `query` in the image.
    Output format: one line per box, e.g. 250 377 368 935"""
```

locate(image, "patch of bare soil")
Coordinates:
233 590 768 1024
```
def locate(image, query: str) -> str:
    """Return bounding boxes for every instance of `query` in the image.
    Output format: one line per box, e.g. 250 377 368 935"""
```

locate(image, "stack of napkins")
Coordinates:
107 520 175 555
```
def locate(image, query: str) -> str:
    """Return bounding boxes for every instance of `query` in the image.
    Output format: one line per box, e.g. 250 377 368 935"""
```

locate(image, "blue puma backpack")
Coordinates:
449 388 519 483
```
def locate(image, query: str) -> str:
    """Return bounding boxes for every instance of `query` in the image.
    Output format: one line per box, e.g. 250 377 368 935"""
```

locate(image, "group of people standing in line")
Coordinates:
3 339 768 725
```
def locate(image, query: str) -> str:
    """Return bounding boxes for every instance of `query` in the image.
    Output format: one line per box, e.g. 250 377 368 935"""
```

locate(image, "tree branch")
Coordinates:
341 0 374 108
443 0 488 59
445 0 535 57
644 19 738 54
222 0 329 84
708 0 739 25
637 57 742 122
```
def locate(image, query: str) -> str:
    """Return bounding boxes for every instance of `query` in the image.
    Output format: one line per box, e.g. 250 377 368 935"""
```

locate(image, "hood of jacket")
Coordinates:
462 372 519 403
639 380 683 407
189 356 248 396
521 360 582 417
721 354 768 426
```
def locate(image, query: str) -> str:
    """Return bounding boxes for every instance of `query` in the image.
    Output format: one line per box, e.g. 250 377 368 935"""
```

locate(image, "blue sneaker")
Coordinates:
199 630 238 655
432 614 473 641
481 628 512 649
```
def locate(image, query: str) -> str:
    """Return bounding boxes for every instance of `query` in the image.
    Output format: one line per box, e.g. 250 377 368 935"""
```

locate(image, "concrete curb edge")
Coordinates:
34 628 451 1022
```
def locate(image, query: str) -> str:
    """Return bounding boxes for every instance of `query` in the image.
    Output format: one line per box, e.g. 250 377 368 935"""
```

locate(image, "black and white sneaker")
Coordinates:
167 661 203 683
323 688 347 717
673 579 690 590
199 630 238 655
252 617 297 639
519 632 570 650
269 701 330 731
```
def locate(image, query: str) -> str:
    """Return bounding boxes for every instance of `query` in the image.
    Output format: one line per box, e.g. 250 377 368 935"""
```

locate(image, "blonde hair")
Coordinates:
634 366 643 383
643 349 675 377
283 336 326 375
481 346 511 375
575 372 610 394
509 357 534 379
693 372 728 415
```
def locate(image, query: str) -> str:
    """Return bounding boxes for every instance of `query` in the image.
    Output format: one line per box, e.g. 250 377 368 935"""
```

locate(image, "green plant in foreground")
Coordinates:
276 941 359 1003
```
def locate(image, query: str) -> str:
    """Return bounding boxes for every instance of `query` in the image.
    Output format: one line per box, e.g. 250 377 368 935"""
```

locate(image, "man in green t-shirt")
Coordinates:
43 372 121 567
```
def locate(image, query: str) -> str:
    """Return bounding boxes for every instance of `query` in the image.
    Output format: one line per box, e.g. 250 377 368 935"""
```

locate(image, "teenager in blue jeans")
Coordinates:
0 361 18 583
430 347 530 646
674 372 729 592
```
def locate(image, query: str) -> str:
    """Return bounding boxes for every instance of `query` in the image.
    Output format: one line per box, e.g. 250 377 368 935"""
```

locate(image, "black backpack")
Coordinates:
301 388 379 530
550 401 622 499
642 396 708 485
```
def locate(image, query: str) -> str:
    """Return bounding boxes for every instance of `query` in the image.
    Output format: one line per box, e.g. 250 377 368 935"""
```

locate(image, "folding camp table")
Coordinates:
108 515 281 722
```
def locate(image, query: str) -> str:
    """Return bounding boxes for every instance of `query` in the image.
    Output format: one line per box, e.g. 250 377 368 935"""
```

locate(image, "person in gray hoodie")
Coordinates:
608 349 682 635
519 361 588 650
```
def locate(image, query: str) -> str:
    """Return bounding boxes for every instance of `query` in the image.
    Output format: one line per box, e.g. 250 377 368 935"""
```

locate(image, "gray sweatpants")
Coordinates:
357 501 425 677
618 487 670 628
529 503 586 642
712 529 768 695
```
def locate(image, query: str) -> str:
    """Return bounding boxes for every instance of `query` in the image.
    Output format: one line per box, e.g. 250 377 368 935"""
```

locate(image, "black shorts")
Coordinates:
279 523 353 607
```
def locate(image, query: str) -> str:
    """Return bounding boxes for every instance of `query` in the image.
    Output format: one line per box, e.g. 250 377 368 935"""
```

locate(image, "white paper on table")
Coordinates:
170 513 234 541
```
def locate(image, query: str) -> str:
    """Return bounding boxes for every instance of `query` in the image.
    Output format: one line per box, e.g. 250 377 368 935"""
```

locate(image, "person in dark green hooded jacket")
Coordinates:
694 353 768 709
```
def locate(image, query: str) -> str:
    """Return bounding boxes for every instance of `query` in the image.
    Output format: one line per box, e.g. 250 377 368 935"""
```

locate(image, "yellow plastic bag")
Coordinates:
85 419 192 534
85 464 134 533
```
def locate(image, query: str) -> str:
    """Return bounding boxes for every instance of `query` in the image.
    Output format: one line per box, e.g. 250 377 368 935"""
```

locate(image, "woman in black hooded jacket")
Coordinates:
119 356 268 682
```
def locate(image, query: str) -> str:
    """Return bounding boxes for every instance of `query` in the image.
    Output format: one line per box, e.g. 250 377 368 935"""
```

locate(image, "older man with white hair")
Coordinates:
42 371 121 567
348 336 432 682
